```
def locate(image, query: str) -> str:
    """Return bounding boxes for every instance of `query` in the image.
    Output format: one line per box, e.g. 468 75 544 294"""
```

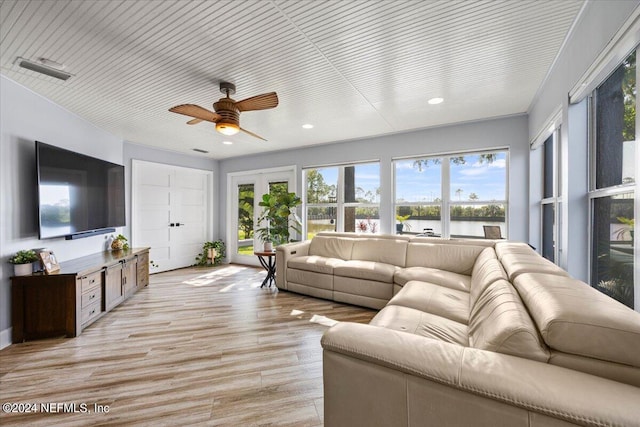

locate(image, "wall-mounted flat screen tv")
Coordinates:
36 141 125 239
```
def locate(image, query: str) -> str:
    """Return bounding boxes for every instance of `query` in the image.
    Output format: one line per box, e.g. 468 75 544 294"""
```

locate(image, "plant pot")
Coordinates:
207 248 217 261
111 239 124 250
396 224 404 234
263 242 273 252
14 263 33 276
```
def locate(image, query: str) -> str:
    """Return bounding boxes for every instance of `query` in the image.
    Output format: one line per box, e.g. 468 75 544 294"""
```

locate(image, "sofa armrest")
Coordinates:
275 240 310 289
322 323 640 427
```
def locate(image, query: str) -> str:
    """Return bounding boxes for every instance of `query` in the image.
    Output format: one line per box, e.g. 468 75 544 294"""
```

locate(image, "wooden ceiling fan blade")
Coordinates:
169 104 221 123
187 118 203 125
240 127 267 141
235 92 278 112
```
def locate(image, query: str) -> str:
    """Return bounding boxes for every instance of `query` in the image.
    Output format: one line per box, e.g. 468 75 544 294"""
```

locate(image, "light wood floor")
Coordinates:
0 265 376 426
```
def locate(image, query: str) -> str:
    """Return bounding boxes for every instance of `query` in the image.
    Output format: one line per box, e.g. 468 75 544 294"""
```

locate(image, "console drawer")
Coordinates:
80 271 102 293
81 300 101 325
81 286 102 309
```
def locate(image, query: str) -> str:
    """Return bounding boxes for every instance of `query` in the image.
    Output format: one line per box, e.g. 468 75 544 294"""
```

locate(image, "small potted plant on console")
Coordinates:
9 250 39 276
111 234 130 251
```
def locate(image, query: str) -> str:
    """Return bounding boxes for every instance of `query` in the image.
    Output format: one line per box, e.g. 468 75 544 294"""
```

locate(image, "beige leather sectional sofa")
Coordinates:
275 232 640 426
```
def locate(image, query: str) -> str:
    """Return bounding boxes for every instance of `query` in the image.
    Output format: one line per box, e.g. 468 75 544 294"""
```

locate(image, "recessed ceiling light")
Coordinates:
222 140 233 145
428 97 444 105
302 124 314 129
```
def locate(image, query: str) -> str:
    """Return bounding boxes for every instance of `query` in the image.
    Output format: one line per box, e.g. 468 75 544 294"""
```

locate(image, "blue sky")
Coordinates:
309 153 506 203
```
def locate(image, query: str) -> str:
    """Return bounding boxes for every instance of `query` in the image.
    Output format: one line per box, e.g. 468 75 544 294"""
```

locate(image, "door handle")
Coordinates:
169 223 175 227
175 223 184 227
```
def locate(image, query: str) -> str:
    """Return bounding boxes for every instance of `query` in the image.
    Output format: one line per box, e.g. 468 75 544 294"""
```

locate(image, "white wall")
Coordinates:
0 77 218 348
528 1 639 141
528 1 638 281
0 76 124 346
219 115 530 242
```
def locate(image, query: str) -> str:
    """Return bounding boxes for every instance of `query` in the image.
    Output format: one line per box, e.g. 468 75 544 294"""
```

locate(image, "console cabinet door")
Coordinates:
122 259 137 298
105 263 124 311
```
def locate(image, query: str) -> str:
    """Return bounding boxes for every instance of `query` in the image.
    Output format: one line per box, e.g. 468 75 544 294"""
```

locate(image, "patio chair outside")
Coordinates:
483 225 503 239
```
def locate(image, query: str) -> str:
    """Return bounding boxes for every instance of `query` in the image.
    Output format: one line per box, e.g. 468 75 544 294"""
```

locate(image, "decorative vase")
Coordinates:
14 263 33 276
111 239 124 250
264 242 273 252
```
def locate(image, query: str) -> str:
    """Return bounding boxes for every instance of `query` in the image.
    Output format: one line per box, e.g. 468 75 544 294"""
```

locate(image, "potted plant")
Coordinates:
111 234 130 251
256 226 273 252
396 214 411 234
195 240 226 266
9 250 39 276
256 192 302 250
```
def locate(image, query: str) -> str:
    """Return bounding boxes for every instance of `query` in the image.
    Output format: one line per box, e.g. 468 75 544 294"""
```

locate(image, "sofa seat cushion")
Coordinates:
370 305 469 346
388 280 470 324
395 267 471 292
334 260 398 283
469 279 549 363
513 273 640 368
287 255 346 274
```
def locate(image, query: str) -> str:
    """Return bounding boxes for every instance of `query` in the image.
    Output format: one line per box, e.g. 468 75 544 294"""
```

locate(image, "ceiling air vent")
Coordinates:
192 148 209 153
16 57 72 81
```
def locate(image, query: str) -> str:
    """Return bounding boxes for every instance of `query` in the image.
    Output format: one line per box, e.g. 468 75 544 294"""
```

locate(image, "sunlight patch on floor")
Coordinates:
183 265 257 286
218 283 238 292
309 315 339 327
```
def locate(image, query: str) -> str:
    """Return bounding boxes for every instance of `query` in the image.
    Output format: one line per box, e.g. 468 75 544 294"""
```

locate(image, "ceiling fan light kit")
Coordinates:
169 82 278 141
216 122 240 136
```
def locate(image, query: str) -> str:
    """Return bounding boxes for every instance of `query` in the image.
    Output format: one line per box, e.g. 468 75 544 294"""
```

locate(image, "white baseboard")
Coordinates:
0 327 12 350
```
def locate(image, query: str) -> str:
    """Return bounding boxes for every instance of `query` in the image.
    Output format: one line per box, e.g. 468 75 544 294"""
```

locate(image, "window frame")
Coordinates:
303 161 381 238
587 46 637 309
540 129 561 264
393 148 509 239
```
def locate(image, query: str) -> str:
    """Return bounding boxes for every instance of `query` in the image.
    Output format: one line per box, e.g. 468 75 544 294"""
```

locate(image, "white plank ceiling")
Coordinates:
0 0 584 159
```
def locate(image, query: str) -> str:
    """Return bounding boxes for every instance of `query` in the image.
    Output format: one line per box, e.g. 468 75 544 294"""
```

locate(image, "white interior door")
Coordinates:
133 160 213 273
228 167 295 265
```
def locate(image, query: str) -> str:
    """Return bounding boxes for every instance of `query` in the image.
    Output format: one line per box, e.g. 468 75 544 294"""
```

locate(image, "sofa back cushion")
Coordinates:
309 236 355 260
351 238 408 266
494 241 536 260
410 237 496 247
406 243 484 275
500 253 570 281
469 279 550 362
470 247 508 308
513 273 640 368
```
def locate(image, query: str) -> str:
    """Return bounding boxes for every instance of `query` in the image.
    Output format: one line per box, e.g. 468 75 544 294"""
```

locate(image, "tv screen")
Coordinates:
36 141 125 239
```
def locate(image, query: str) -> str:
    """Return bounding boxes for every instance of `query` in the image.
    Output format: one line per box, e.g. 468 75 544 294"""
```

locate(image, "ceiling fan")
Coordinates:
169 82 278 141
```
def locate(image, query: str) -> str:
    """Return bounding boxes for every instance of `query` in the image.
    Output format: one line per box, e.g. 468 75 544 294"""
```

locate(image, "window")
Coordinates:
304 162 380 238
394 150 508 239
541 130 562 263
395 158 442 236
589 48 636 309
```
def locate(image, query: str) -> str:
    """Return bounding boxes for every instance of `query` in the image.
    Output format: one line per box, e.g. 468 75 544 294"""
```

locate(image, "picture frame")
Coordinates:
39 250 60 274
